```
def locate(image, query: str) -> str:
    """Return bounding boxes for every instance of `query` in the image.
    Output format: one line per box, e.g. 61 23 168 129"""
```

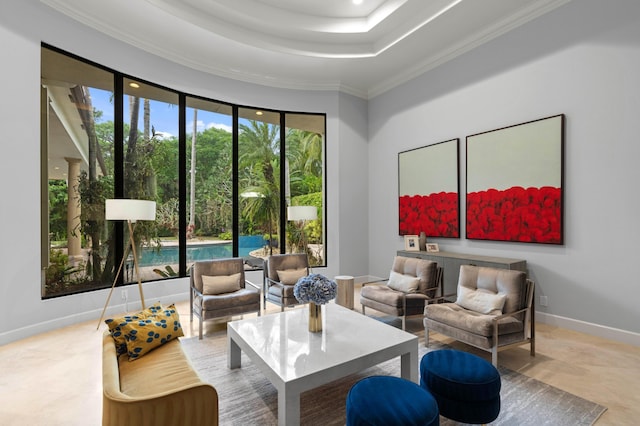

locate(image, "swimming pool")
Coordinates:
139 235 266 267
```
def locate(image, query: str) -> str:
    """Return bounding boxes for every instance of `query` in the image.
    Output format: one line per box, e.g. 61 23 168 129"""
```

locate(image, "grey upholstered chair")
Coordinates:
424 264 535 366
360 256 442 330
263 253 309 311
190 258 261 339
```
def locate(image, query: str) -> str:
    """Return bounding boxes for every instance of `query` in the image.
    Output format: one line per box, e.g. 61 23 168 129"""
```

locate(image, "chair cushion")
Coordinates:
197 288 261 310
424 303 523 337
458 265 526 315
392 256 438 296
387 270 420 293
266 254 308 281
267 283 296 298
118 337 202 397
192 258 245 294
277 268 307 285
456 286 506 315
202 272 241 295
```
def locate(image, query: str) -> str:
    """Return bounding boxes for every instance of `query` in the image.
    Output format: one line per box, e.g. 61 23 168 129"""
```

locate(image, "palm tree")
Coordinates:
239 121 280 252
286 129 323 196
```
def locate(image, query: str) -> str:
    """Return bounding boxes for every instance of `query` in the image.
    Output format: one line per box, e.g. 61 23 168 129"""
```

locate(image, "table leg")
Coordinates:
279 385 300 426
228 335 241 369
401 349 418 383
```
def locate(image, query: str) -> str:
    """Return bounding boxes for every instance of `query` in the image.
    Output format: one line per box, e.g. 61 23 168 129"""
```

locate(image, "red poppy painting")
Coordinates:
466 115 565 244
398 139 459 238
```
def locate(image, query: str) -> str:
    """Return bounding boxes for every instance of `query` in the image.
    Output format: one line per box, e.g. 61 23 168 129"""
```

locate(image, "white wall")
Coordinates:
0 0 368 344
368 0 640 343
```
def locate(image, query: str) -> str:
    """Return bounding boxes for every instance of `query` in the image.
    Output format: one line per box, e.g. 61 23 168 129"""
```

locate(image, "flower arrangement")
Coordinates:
293 273 337 305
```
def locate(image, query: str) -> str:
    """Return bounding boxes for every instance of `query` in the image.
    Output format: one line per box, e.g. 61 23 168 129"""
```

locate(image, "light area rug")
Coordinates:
181 329 606 426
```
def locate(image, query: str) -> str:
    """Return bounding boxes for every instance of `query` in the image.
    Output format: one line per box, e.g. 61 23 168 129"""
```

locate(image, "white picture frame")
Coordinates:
426 243 440 253
404 235 419 251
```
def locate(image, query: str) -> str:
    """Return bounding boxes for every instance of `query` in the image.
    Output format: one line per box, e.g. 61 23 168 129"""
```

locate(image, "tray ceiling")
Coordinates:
41 0 570 98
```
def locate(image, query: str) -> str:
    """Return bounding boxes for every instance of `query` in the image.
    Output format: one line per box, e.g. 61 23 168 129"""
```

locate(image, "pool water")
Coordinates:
139 235 266 267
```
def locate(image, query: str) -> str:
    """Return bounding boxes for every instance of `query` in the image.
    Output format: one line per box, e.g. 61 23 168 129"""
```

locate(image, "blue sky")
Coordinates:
90 88 233 139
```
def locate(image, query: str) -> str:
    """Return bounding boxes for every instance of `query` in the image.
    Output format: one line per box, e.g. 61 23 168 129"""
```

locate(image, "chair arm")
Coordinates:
426 292 457 304
423 284 442 298
191 282 204 298
245 279 260 291
491 306 529 322
265 276 285 286
362 278 388 286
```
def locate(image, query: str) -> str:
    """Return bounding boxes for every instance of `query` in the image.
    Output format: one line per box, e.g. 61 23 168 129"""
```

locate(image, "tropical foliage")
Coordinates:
46 90 324 296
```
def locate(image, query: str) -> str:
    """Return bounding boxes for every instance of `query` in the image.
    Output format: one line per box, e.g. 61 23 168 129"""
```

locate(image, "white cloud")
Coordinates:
207 122 232 133
154 131 174 140
187 120 206 132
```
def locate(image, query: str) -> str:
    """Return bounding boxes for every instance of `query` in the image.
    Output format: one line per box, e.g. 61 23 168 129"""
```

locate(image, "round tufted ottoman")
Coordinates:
420 350 501 424
346 376 439 426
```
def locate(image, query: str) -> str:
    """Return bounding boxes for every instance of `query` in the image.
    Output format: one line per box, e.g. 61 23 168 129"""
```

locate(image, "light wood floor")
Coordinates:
1 291 638 425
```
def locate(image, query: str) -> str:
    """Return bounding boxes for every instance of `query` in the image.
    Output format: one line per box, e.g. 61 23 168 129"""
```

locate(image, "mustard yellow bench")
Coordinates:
102 331 218 426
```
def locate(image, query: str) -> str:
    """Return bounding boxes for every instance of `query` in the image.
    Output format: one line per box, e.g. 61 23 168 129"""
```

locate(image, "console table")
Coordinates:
396 250 526 296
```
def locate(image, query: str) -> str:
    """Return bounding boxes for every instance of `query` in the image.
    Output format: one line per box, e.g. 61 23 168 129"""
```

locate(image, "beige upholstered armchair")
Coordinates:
424 265 535 366
360 256 442 330
263 253 309 311
190 258 261 339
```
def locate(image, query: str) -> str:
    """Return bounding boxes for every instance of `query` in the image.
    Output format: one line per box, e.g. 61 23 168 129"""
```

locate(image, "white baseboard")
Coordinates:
0 292 189 346
536 311 640 347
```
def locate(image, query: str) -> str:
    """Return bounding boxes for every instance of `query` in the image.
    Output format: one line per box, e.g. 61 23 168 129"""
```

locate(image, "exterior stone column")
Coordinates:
65 157 82 262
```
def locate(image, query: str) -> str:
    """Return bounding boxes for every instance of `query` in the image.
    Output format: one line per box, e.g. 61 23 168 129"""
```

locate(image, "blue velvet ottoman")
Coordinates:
346 376 439 426
420 350 501 424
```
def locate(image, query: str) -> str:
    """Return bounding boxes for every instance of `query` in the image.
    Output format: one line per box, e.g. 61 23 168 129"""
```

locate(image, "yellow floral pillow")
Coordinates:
105 303 163 355
121 304 184 361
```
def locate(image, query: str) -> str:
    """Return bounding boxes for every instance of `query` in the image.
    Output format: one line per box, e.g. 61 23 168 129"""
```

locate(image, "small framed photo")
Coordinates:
426 243 440 253
404 235 420 251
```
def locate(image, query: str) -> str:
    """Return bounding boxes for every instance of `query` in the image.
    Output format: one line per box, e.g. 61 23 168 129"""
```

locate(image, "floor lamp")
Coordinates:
97 199 156 329
287 206 317 267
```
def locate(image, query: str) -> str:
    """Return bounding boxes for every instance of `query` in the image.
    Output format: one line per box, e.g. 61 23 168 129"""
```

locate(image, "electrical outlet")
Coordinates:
121 289 128 300
540 295 548 307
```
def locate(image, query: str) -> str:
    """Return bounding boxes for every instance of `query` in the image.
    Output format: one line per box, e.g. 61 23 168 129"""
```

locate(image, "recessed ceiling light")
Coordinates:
353 0 363 4
256 111 263 116
129 82 140 89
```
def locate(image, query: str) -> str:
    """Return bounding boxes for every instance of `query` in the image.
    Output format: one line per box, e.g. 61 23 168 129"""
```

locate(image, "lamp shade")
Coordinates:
287 206 317 221
105 199 156 221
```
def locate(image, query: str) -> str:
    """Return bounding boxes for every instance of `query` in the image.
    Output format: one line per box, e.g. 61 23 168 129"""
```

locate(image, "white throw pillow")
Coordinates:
456 286 507 315
387 270 420 293
202 273 241 295
277 268 307 285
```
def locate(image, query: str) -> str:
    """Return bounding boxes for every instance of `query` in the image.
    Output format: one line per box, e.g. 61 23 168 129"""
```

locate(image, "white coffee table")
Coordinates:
227 303 418 426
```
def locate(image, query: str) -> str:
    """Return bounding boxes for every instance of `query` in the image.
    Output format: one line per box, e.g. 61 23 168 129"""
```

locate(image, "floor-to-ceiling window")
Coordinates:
121 78 180 281
185 98 234 271
41 47 116 297
238 107 281 266
41 44 326 298
284 113 326 267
